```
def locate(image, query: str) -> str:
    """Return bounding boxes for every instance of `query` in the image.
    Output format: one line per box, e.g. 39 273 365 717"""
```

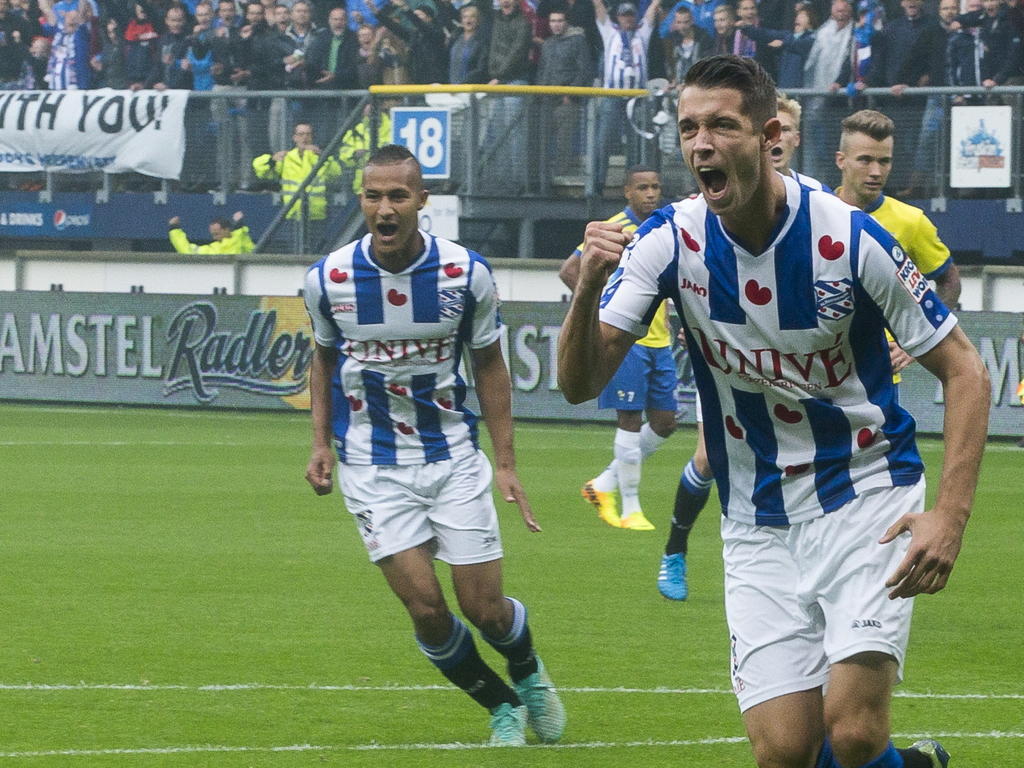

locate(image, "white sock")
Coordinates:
592 460 618 492
614 429 642 514
639 422 669 461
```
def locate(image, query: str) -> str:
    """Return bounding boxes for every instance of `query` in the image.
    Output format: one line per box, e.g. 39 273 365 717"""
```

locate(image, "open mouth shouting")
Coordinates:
376 221 400 244
697 166 729 201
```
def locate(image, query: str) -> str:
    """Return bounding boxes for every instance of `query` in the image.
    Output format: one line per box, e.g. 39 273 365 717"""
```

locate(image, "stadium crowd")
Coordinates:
3 0 1022 105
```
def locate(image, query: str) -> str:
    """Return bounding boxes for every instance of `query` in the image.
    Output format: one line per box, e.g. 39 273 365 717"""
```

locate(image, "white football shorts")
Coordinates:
722 480 922 712
337 449 503 565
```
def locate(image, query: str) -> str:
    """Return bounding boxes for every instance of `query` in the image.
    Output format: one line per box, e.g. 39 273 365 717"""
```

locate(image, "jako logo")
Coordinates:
53 210 91 230
851 619 882 629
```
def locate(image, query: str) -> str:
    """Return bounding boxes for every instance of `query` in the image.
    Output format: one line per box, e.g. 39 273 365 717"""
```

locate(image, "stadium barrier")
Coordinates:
1 290 1020 437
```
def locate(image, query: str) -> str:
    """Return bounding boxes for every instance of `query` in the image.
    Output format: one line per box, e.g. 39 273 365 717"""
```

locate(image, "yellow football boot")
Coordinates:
581 481 621 528
619 510 656 531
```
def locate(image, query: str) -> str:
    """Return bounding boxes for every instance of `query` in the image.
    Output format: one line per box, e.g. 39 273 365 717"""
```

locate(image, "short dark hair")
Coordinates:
367 143 420 168
624 165 659 185
682 54 777 129
211 217 232 231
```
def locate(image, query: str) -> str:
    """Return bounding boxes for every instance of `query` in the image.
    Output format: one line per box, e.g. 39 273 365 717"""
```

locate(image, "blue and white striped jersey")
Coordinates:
599 174 956 526
304 232 501 466
597 17 654 89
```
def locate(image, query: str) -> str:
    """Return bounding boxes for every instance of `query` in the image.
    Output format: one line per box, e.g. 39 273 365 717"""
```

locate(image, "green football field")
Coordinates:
1 403 1021 766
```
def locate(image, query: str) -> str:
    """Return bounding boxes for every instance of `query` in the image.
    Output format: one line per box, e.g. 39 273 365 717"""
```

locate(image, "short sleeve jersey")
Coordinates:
574 207 670 348
304 231 502 466
862 194 953 279
599 175 957 526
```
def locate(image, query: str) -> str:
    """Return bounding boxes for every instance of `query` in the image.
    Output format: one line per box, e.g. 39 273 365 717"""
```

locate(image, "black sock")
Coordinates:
418 614 520 710
482 597 538 683
665 459 712 556
896 748 933 768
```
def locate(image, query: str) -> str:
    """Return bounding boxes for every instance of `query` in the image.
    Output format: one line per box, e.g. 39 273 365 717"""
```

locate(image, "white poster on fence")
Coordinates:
0 89 188 178
950 105 1012 188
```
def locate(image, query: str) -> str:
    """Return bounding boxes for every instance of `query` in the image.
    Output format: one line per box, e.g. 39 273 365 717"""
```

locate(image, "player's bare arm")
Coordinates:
880 326 990 599
557 253 581 292
557 221 637 403
934 262 962 308
471 340 541 533
305 343 338 495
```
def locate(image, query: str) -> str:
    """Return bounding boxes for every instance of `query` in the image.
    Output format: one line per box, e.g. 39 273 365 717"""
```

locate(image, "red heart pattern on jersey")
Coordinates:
438 398 453 410
680 228 700 252
347 395 363 411
725 415 744 439
818 236 844 261
387 384 408 396
784 464 810 476
773 404 803 424
396 422 415 435
329 268 348 283
387 289 407 306
443 262 464 278
744 280 772 306
857 428 876 448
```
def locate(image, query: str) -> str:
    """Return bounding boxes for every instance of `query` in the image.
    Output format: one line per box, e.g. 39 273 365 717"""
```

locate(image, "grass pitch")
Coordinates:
0 403 1021 766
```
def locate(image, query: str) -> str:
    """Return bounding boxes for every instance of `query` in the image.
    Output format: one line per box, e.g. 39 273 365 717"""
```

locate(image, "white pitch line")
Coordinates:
1 732 1022 759
0 441 283 447
0 682 1021 700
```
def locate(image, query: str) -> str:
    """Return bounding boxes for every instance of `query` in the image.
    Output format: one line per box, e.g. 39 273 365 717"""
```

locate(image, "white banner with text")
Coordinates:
0 89 188 178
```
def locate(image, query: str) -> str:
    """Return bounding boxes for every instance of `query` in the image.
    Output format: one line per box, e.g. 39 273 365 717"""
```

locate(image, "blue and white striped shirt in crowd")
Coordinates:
599 174 956 526
304 232 502 466
597 16 654 89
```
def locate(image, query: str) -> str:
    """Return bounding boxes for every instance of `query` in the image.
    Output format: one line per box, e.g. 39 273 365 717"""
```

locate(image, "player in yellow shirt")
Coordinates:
835 109 961 379
558 167 674 531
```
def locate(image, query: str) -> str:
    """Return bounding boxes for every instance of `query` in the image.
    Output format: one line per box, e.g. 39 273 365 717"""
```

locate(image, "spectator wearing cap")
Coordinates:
591 0 660 190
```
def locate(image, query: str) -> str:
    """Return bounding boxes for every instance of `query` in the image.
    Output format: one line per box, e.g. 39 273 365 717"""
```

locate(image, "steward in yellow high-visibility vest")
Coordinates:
252 123 341 221
338 107 393 193
168 211 255 255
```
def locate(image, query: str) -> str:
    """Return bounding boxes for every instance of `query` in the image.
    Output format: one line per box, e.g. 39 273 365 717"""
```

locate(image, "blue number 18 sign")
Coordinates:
390 107 451 180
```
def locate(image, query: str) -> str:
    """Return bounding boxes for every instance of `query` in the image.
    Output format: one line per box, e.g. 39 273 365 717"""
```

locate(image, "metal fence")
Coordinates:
5 85 1024 253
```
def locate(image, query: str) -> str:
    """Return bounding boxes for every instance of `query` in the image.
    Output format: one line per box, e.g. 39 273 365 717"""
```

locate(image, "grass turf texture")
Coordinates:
0 403 1021 766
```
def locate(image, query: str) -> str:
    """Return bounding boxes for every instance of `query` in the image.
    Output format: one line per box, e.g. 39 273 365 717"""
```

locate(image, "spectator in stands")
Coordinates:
283 0 316 89
43 0 99 31
733 0 777 75
306 6 359 89
27 35 49 87
252 122 341 251
955 0 1024 88
737 3 817 87
488 0 531 84
592 0 660 191
150 5 192 89
948 0 983 94
0 0 34 46
377 27 409 83
168 211 255 254
42 6 92 88
801 0 853 180
355 22 383 86
122 2 160 90
711 2 735 54
659 0 720 38
91 16 129 88
663 6 712 86
347 0 379 30
541 0 599 70
337 101 393 192
0 0 33 88
214 0 239 31
372 0 447 83
184 2 217 92
251 4 295 150
537 8 591 174
449 3 488 84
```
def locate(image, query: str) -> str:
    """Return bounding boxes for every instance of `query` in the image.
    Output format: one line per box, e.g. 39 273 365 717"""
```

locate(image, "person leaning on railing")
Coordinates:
167 211 255 254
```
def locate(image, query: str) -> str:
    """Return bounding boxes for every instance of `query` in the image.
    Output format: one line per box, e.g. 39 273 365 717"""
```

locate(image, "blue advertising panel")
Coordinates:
390 107 451 179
